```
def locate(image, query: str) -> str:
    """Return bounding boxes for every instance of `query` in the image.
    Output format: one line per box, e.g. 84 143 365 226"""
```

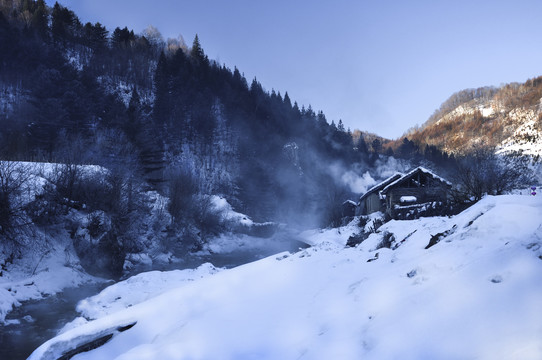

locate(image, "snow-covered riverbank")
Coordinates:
29 195 542 360
1 227 308 359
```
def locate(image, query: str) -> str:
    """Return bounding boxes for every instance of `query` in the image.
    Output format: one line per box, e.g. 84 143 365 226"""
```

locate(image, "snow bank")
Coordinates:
0 244 100 324
29 195 542 360
58 263 221 334
77 263 220 320
298 217 361 247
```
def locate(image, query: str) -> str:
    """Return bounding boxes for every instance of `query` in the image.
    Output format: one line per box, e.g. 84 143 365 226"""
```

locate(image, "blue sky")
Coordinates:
47 0 542 139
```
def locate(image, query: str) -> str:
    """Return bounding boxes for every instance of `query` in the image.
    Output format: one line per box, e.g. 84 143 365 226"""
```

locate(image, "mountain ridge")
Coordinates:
392 77 542 158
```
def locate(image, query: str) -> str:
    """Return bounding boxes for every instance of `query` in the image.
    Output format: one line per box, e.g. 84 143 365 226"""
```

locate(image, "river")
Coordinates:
0 234 309 360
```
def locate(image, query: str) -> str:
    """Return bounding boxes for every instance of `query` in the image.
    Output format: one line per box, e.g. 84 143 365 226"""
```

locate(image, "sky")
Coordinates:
46 0 542 139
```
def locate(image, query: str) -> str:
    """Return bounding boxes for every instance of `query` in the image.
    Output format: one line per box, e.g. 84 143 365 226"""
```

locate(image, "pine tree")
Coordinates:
356 135 369 154
84 22 108 51
190 34 207 65
51 3 80 41
31 0 49 37
337 119 345 132
283 92 292 109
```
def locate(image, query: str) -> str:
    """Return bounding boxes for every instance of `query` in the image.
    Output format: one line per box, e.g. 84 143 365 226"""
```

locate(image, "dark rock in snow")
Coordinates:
425 225 457 249
367 252 379 262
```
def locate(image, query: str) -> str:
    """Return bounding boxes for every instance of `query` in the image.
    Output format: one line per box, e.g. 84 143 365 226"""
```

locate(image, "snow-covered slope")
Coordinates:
29 195 542 360
405 80 542 159
497 108 542 157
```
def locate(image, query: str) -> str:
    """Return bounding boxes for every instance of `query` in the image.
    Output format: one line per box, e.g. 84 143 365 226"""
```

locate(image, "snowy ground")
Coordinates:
0 241 101 325
28 194 542 360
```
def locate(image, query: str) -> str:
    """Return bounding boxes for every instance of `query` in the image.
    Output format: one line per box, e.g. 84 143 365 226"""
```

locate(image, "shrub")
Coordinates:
0 161 32 245
375 231 395 250
167 165 198 225
166 165 227 251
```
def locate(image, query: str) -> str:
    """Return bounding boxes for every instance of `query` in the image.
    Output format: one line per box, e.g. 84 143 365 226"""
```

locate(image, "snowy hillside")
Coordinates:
29 195 542 360
403 80 542 160
497 108 542 158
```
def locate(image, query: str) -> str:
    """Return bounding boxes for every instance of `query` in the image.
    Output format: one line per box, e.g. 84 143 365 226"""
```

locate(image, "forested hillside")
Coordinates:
0 0 378 276
392 78 542 158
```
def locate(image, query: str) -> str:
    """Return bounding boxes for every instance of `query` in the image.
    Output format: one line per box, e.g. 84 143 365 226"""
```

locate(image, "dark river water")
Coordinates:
0 235 309 360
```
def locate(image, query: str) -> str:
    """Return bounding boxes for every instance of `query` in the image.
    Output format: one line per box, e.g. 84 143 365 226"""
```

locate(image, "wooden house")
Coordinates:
357 173 402 215
357 167 452 218
380 167 452 218
342 200 357 218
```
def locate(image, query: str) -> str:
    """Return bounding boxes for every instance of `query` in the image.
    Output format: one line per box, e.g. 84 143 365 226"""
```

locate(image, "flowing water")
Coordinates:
0 234 309 360
0 283 110 360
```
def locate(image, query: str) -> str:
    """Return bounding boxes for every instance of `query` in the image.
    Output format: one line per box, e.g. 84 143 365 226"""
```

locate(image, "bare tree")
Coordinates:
142 25 165 55
452 146 533 203
0 161 32 245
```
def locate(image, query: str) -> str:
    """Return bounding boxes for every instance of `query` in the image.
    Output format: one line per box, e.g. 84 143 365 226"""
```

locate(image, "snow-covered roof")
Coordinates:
381 166 452 193
343 200 358 206
359 173 403 201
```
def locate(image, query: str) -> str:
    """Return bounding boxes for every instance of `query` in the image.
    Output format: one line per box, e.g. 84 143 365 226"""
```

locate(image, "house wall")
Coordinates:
366 193 383 214
342 203 356 218
386 185 449 217
357 199 367 216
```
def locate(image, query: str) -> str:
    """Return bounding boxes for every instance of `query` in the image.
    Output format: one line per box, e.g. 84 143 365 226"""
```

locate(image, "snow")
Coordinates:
497 113 542 158
0 243 102 324
481 106 495 117
210 195 254 226
0 161 109 324
28 195 542 360
298 217 361 247
58 263 221 334
96 77 154 107
400 195 417 203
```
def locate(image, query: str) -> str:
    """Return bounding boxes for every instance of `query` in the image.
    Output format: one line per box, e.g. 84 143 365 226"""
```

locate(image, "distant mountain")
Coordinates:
397 78 542 159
